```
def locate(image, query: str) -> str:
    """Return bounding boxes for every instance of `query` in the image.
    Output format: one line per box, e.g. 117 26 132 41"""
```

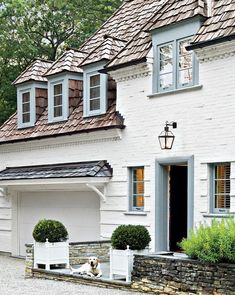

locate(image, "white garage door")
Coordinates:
18 191 100 256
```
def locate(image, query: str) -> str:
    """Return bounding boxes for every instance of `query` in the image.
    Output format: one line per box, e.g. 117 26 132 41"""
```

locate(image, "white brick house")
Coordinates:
0 0 234 256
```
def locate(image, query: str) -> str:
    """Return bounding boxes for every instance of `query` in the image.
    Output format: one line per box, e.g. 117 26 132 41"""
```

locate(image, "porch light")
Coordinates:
158 121 177 150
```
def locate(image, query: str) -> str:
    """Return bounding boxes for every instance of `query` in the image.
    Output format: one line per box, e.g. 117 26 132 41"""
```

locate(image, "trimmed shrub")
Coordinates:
180 218 235 263
111 224 151 250
33 219 68 243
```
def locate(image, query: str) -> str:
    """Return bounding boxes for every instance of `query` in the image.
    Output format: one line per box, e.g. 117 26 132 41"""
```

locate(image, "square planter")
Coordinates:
109 246 148 282
34 239 69 270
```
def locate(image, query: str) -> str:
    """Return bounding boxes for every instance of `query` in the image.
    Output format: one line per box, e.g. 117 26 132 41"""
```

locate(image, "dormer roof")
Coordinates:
13 59 52 85
80 35 126 67
44 49 87 77
189 0 235 49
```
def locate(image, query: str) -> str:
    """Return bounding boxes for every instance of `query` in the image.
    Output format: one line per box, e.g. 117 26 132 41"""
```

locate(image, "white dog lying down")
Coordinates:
70 256 102 278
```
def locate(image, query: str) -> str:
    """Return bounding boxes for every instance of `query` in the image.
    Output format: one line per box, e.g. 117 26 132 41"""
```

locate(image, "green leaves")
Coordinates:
180 218 235 263
111 224 151 250
32 219 68 243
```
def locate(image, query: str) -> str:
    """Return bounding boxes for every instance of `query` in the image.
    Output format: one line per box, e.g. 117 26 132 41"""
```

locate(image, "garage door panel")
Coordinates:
19 191 100 256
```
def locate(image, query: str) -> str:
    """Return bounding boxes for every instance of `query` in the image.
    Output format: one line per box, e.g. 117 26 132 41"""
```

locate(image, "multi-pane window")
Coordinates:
53 83 63 118
157 37 195 92
130 167 144 211
213 164 230 213
89 74 101 112
22 92 31 123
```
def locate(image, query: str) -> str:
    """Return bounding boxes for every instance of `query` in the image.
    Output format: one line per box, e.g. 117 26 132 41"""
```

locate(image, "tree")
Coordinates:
0 0 122 125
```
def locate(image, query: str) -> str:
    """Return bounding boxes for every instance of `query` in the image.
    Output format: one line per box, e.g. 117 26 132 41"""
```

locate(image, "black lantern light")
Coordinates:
158 121 177 150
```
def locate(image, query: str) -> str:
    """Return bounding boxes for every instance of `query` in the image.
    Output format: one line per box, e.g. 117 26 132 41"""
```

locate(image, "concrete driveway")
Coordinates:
0 255 145 295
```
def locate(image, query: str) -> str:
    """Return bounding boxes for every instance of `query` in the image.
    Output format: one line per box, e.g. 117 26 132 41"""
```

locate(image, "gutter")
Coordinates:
187 33 235 51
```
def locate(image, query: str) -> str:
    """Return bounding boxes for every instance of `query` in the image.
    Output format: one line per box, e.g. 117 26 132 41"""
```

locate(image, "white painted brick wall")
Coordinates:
0 44 235 253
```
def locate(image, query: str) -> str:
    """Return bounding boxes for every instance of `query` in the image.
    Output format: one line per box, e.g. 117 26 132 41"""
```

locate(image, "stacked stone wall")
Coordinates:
132 254 235 294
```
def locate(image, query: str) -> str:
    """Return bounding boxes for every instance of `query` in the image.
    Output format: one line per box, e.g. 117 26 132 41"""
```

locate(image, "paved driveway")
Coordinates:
0 255 144 295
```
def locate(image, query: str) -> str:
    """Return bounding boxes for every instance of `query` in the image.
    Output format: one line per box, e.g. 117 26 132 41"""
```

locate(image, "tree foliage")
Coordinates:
0 0 122 125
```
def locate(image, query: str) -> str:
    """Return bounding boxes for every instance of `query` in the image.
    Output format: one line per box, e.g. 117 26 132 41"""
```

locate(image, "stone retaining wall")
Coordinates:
25 240 111 278
131 254 235 294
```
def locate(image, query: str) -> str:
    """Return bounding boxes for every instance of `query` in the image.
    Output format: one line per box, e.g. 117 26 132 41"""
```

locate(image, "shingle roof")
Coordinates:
0 160 112 180
0 101 124 144
81 35 127 67
190 0 235 47
13 59 53 85
44 49 86 76
105 0 207 70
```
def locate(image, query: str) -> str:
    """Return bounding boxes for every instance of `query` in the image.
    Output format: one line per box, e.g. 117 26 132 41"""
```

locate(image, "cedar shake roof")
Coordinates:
0 101 124 144
13 59 53 85
189 0 235 48
105 0 207 70
44 49 86 76
0 160 112 180
81 36 127 67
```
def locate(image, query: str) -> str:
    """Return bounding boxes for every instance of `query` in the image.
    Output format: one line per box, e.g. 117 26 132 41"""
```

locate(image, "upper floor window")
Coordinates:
22 91 31 123
48 78 69 123
157 37 196 92
83 64 108 117
89 74 101 112
212 164 230 213
129 167 144 212
17 86 36 129
53 83 63 118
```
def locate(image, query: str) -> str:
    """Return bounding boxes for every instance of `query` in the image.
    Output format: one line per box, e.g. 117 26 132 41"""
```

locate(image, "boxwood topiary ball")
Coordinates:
33 219 68 243
111 224 151 250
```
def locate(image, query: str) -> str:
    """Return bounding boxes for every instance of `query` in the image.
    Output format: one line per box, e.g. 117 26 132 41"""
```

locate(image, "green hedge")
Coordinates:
33 219 68 243
111 224 151 250
180 218 235 263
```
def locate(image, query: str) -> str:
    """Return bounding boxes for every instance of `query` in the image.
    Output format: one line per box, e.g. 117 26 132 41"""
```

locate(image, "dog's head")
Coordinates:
88 256 99 268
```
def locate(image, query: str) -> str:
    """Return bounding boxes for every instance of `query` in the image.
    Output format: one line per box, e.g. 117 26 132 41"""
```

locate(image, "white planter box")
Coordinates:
109 246 148 282
34 239 69 270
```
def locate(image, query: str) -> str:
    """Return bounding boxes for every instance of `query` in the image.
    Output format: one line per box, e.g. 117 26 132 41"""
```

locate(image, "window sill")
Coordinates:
203 213 234 218
148 84 203 99
124 211 147 216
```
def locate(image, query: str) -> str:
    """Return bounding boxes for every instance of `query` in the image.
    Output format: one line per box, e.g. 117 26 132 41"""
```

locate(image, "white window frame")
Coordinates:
83 64 108 117
129 167 145 212
17 85 35 129
210 163 231 214
48 76 69 123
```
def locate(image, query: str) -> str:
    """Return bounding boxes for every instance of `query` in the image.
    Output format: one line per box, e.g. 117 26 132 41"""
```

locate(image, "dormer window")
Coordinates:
48 77 69 123
84 65 107 117
53 83 63 118
17 86 36 129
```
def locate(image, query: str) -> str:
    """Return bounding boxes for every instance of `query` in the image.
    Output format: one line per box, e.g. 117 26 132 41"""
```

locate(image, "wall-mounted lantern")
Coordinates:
158 121 177 150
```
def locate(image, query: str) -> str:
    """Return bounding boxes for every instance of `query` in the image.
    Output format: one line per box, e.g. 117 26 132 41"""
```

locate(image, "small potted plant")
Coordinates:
110 224 151 282
33 219 69 270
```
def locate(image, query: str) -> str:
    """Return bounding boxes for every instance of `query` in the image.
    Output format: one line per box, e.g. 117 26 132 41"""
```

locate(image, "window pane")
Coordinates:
160 44 173 60
23 102 30 113
54 95 62 106
90 75 100 87
22 113 30 123
133 195 144 208
179 54 192 70
54 84 62 95
90 86 100 99
179 68 193 86
214 164 230 210
90 98 100 111
22 92 30 103
160 58 173 75
179 39 190 55
132 167 144 210
160 73 173 89
54 106 62 117
133 168 144 181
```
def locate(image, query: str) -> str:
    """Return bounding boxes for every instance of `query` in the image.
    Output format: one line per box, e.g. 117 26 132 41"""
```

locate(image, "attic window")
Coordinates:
22 92 31 123
53 83 63 117
89 74 101 111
